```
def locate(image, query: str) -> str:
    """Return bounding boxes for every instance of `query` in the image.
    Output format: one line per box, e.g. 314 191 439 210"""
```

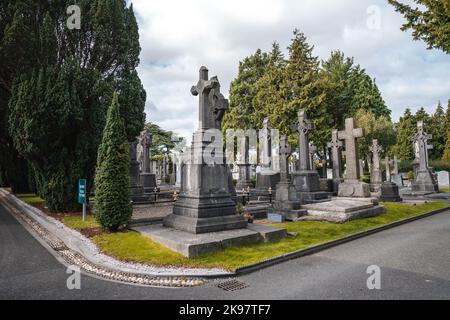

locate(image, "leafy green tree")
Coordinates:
223 48 271 132
388 0 450 54
144 122 176 156
443 100 450 161
355 109 396 162
94 93 132 231
253 43 288 132
429 101 446 160
347 66 390 118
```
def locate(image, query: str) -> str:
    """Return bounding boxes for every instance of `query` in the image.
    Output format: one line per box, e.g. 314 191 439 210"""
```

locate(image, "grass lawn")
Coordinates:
440 188 450 192
15 193 46 204
61 215 100 230
91 201 449 271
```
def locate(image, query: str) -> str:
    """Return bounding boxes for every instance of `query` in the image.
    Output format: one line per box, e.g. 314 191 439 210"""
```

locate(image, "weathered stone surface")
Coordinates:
300 197 385 223
256 118 280 192
437 171 450 188
327 129 343 194
164 67 246 234
410 121 438 193
291 110 330 202
379 182 402 202
337 118 371 198
369 139 383 192
133 223 286 258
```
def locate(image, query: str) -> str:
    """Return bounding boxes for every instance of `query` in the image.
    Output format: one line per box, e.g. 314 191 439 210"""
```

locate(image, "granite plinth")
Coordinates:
338 180 371 198
300 197 385 223
379 182 402 202
141 173 157 193
133 223 286 258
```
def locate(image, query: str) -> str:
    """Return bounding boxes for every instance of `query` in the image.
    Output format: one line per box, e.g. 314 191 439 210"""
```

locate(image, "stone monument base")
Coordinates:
379 182 402 202
130 185 151 204
164 194 247 234
236 180 253 191
133 223 287 258
256 172 280 191
141 173 157 193
273 182 306 220
300 197 385 223
411 169 439 193
338 180 371 198
370 183 382 193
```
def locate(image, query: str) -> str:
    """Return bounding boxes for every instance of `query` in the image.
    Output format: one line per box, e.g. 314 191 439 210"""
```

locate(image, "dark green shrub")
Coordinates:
94 93 132 231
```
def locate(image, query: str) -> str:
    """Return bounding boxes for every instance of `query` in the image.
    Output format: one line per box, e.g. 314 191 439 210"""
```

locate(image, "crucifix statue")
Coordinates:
292 109 313 171
411 121 432 172
338 118 364 181
279 135 291 182
327 129 343 179
191 66 228 130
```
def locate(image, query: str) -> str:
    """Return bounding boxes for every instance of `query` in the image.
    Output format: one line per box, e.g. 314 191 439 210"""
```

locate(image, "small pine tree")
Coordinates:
94 92 132 231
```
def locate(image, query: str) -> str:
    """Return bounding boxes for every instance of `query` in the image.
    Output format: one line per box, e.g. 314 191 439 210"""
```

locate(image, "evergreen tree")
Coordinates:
391 108 416 160
388 0 450 54
355 109 396 162
2 0 145 210
94 93 132 231
443 100 450 161
429 101 446 160
223 48 271 132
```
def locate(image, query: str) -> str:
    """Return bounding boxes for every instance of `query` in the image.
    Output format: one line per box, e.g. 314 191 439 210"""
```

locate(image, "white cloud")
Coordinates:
132 0 450 142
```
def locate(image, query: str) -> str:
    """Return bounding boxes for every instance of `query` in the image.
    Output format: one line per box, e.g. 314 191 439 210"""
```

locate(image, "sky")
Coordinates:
131 0 450 142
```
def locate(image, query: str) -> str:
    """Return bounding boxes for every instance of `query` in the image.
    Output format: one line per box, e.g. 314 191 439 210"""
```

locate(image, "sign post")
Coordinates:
78 179 87 221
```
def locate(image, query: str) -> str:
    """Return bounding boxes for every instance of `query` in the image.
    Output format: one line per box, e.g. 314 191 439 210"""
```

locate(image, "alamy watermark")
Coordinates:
366 265 381 290
66 265 81 290
66 5 81 30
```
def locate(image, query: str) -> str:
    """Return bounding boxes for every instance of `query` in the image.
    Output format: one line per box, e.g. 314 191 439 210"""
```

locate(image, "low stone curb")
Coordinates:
0 188 231 285
234 205 450 275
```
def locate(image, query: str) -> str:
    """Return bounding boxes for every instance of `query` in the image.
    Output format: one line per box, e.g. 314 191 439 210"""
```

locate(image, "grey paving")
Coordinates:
1 202 450 300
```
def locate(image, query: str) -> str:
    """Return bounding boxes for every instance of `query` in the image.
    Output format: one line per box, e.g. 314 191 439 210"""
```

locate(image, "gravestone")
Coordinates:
369 139 383 192
409 121 438 194
235 135 252 191
291 109 330 203
337 118 370 197
255 118 280 192
379 155 402 202
139 128 157 192
129 139 148 203
327 129 343 194
273 135 305 220
437 171 450 188
163 66 247 234
391 156 403 187
309 142 317 171
359 159 365 177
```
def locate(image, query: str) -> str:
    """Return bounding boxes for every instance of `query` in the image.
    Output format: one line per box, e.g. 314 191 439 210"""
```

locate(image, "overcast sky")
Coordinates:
131 0 450 141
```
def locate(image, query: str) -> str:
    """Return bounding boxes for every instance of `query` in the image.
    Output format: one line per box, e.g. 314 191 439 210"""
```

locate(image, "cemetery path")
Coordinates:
1 202 450 299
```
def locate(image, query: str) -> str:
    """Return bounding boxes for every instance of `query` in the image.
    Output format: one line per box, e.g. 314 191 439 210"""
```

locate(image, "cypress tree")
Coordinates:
94 92 132 231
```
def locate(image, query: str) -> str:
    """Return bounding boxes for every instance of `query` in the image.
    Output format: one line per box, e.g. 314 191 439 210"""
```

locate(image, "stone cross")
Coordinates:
279 135 291 182
139 129 152 174
338 118 364 181
393 155 400 175
385 156 391 182
191 66 228 130
259 118 273 169
293 109 313 171
369 139 383 173
327 129 343 179
411 121 432 171
309 141 317 170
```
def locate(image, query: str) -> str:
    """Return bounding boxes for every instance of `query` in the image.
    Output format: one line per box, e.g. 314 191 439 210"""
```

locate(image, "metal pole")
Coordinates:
82 203 86 221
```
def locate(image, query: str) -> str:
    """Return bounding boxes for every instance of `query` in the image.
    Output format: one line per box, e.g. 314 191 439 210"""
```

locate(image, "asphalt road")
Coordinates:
1 202 450 300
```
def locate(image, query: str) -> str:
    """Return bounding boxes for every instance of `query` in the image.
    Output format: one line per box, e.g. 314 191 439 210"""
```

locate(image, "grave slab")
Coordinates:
133 223 286 258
